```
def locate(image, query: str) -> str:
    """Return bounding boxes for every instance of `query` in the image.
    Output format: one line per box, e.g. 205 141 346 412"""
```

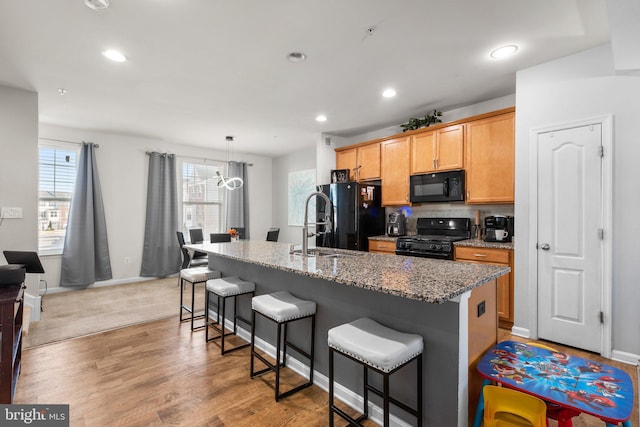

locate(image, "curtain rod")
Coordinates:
40 137 99 148
146 152 253 166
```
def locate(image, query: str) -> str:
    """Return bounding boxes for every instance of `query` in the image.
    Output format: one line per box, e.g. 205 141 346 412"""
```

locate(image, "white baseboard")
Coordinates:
510 326 530 338
209 309 413 427
611 349 640 366
24 293 41 321
45 276 172 294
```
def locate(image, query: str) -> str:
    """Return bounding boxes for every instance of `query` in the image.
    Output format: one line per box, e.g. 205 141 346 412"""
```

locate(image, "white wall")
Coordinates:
38 124 272 290
0 85 39 296
271 147 316 245
339 94 516 146
514 43 640 357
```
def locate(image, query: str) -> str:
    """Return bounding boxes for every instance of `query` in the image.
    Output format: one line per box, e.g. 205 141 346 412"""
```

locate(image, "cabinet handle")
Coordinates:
379 244 387 249
473 253 488 257
432 159 436 169
435 158 439 169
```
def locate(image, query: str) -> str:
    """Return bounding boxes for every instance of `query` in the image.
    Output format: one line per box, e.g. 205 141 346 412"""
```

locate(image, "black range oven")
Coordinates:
395 218 470 260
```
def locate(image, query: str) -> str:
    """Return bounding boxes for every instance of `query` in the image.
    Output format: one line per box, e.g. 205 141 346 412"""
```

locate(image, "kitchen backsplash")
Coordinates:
385 204 514 234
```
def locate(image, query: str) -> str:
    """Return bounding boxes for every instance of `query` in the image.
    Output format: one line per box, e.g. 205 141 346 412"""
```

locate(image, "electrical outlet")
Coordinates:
477 301 486 317
1 207 23 218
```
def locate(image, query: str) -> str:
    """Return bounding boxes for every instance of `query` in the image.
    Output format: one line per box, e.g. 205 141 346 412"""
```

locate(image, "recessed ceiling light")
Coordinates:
287 52 307 63
102 49 127 62
382 88 397 98
490 45 518 59
84 0 110 11
57 88 68 95
316 115 327 122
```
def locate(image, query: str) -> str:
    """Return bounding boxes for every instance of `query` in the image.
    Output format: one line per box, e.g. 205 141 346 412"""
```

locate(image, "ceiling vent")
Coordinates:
84 0 110 11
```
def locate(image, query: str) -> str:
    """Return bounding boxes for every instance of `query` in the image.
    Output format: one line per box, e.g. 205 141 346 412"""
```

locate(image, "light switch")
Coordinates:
1 207 23 219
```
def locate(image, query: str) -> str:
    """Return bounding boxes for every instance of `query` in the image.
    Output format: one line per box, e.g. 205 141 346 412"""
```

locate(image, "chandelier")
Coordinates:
217 136 244 190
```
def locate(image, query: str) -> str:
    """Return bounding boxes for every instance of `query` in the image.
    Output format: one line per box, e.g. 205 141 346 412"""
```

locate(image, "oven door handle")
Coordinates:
443 178 449 197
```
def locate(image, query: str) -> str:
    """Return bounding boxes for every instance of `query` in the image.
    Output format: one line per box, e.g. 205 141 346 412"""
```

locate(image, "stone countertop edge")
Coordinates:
187 241 510 305
368 235 398 242
455 239 514 250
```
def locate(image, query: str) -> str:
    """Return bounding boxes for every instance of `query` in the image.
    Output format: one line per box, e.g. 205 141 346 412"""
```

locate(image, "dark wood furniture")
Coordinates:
0 284 25 403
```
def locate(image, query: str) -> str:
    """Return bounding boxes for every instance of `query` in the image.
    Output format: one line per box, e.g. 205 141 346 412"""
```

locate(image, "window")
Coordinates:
180 160 226 240
38 144 78 254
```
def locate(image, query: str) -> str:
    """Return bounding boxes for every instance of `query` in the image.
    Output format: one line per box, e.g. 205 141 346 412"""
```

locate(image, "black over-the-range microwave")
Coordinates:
409 170 465 203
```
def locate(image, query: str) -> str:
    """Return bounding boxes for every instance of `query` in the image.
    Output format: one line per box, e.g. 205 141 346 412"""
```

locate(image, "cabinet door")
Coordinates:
454 246 513 327
436 124 464 171
335 148 357 180
357 142 381 180
410 130 437 174
381 136 410 206
465 112 515 203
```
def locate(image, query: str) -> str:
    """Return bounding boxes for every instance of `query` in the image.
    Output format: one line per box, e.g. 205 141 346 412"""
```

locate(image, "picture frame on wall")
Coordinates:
331 169 350 183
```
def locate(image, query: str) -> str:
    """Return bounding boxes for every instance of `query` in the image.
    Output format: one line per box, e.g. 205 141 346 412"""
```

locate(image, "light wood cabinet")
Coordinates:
335 142 380 181
455 246 514 328
381 136 411 206
368 238 396 254
465 112 515 203
335 148 357 180
411 124 464 174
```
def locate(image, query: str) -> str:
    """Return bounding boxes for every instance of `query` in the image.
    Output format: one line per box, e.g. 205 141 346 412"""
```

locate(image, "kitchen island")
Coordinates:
186 240 509 426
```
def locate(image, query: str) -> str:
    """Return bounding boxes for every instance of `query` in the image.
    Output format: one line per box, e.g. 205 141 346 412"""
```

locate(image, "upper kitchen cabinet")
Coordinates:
410 124 464 174
335 142 380 181
335 147 357 180
381 136 410 206
465 111 515 204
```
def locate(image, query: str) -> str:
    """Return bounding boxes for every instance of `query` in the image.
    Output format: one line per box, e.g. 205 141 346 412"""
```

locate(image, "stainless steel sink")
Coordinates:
291 248 362 258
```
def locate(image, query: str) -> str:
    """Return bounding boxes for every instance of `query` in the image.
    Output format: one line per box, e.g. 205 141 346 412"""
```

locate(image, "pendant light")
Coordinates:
217 136 244 190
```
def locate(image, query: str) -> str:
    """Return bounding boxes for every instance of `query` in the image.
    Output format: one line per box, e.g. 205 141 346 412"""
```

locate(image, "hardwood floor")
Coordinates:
16 319 637 426
16 316 376 426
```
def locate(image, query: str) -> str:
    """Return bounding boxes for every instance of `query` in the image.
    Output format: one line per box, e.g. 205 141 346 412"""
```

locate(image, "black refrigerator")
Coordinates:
316 182 385 251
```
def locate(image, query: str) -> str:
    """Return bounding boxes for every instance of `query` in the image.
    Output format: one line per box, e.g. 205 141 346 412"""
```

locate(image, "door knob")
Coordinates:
540 243 550 250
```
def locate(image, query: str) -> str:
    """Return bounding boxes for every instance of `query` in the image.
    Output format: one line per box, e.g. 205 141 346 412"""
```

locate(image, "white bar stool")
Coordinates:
250 291 316 401
328 317 424 427
205 276 255 354
179 266 221 331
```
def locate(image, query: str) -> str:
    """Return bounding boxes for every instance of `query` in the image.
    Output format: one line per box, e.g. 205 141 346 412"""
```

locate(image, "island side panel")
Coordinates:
208 254 463 427
467 279 498 426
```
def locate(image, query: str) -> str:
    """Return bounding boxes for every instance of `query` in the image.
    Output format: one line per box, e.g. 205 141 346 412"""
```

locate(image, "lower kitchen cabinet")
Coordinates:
455 246 514 328
368 238 396 254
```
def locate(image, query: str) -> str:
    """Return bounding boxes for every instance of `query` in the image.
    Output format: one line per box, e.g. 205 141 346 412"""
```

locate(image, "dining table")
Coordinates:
473 340 634 427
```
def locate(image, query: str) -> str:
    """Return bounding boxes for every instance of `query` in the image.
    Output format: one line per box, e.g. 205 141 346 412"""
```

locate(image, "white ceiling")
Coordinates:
0 1 612 157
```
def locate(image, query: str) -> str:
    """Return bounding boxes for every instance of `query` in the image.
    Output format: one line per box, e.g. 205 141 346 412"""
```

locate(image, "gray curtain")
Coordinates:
225 161 249 239
60 142 112 287
140 152 181 277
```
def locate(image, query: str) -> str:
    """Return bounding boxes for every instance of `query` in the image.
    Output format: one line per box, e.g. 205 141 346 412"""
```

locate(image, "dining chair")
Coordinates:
210 233 232 243
176 231 207 270
482 385 548 427
266 228 279 242
189 228 204 244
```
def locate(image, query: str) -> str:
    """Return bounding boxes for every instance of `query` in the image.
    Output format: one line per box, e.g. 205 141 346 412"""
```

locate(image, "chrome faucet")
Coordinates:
301 191 333 256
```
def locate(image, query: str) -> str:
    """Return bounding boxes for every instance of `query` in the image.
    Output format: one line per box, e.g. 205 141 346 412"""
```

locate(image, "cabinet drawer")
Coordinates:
455 246 509 264
369 239 396 253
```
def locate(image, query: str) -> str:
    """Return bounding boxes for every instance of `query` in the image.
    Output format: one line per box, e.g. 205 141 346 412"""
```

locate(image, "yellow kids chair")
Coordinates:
483 385 548 427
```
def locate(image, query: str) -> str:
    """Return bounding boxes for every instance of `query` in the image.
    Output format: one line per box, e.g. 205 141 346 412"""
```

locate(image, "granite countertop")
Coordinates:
455 239 514 250
368 235 398 242
186 241 509 304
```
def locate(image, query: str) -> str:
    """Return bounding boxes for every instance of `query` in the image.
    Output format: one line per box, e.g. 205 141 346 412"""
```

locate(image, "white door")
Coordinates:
537 124 603 353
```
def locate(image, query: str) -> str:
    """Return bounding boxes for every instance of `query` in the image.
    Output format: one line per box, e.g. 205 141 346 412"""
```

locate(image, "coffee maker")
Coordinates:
387 211 407 237
483 215 514 242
